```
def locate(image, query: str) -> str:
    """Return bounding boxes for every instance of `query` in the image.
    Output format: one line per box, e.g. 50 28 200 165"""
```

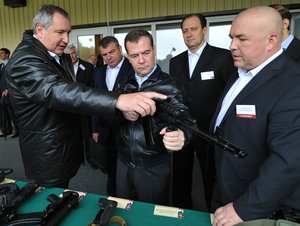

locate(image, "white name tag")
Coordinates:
79 64 86 70
201 71 215 80
236 105 256 119
108 196 134 210
154 205 184 219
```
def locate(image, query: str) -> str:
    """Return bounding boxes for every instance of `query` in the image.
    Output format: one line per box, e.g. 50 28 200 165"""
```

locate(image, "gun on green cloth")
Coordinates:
0 182 39 224
7 190 79 225
39 191 79 225
88 198 118 226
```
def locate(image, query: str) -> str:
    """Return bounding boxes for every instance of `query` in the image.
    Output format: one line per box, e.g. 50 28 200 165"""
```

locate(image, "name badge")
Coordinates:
79 64 86 70
236 105 256 119
201 71 215 80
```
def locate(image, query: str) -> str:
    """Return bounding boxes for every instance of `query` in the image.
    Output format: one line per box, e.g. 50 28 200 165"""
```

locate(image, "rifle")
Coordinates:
152 98 248 159
0 182 39 224
7 190 79 225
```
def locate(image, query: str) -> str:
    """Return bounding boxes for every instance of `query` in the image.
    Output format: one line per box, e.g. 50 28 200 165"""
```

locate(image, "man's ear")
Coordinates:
202 26 208 35
35 24 44 37
266 33 280 51
282 18 290 31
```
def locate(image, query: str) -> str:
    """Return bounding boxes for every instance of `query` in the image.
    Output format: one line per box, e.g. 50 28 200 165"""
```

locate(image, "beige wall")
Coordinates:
0 0 299 52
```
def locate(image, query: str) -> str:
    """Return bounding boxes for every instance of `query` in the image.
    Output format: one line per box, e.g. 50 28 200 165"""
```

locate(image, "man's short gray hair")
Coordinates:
33 4 69 34
65 44 79 55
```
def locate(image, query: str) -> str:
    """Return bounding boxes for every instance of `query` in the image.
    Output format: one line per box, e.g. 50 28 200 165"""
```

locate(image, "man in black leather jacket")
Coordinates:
4 5 166 188
114 29 193 205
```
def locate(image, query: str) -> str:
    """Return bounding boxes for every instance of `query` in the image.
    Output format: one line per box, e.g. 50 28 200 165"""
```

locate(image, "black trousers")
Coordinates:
106 149 117 196
172 142 194 209
116 154 171 206
0 104 3 129
6 102 19 134
172 139 215 211
0 102 13 134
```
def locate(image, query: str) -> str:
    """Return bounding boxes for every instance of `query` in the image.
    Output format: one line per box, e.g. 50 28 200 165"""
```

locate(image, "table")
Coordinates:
13 181 212 226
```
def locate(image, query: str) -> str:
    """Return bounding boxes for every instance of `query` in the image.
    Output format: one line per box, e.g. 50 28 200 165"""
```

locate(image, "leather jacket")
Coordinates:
115 66 193 166
5 33 119 186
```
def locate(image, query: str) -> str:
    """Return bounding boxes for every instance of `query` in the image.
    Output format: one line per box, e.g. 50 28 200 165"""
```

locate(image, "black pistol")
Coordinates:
90 198 118 226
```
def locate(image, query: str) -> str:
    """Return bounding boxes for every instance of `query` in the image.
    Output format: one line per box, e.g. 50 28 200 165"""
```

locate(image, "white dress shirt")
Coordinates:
73 61 79 75
106 57 124 91
188 42 206 77
282 33 294 49
48 51 60 64
214 49 283 131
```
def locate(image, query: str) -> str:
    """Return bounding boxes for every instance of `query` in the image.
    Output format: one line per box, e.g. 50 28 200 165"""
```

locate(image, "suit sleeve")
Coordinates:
8 53 119 117
169 57 177 76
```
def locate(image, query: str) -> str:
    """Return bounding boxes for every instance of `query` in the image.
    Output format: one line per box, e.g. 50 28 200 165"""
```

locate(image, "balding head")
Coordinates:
229 6 283 71
236 6 283 41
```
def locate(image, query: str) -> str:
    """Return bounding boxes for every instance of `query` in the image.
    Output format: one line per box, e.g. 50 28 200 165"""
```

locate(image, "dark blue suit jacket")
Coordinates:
285 36 300 64
0 63 5 92
75 58 95 87
210 53 300 220
94 57 133 91
0 63 8 103
92 57 134 143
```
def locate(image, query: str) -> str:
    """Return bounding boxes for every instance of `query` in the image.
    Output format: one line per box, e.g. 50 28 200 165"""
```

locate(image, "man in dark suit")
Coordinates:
0 48 9 137
169 14 236 210
92 36 134 196
88 54 98 68
65 44 95 85
65 44 95 161
0 48 19 138
270 4 300 63
212 6 300 225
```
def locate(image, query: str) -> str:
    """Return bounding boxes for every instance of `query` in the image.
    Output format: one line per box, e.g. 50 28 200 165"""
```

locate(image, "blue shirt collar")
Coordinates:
135 64 157 87
282 34 294 50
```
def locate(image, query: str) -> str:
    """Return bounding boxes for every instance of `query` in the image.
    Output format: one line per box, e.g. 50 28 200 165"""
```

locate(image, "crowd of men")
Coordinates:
1 3 300 226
